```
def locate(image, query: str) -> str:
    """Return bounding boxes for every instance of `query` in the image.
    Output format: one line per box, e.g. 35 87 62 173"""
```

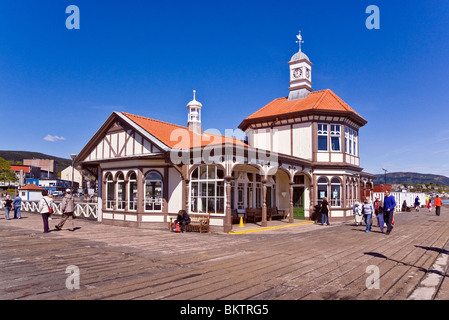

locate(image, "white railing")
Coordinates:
1 200 97 219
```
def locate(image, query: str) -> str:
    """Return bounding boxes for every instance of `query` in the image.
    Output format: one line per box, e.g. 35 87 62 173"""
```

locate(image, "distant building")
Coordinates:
19 184 44 201
61 166 83 189
23 159 57 179
25 178 79 195
373 184 392 193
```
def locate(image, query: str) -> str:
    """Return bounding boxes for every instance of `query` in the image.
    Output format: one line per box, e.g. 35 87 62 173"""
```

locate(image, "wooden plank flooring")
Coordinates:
1 207 449 301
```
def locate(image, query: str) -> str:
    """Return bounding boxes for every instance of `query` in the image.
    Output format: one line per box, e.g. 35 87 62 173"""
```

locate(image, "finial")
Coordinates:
296 30 304 52
193 90 196 100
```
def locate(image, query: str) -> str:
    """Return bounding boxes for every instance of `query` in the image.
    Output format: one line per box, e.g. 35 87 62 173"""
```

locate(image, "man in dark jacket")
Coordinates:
55 189 75 231
175 210 191 233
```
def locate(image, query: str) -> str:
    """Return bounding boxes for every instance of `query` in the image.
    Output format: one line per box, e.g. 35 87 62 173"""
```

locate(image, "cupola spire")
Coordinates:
187 90 203 134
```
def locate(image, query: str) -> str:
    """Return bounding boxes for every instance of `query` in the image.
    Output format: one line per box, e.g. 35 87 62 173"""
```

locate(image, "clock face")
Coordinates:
306 68 310 79
293 68 302 79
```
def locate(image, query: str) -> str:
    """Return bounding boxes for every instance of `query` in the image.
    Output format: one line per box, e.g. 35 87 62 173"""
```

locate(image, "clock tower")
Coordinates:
288 31 313 100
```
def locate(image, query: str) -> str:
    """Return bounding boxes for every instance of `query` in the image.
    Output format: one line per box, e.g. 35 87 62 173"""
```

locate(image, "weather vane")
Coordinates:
296 30 304 52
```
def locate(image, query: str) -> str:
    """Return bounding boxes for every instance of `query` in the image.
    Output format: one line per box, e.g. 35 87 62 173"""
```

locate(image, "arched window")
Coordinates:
190 165 225 214
330 177 342 207
128 171 137 211
116 172 126 210
145 171 162 211
317 177 328 201
105 173 114 210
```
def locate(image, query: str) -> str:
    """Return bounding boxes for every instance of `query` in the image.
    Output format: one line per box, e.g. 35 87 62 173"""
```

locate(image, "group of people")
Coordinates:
353 190 396 234
417 195 443 216
1 193 22 220
2 189 76 233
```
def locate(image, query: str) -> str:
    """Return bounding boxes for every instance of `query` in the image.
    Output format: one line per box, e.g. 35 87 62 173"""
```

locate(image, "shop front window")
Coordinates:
145 171 163 211
190 165 225 214
330 177 341 207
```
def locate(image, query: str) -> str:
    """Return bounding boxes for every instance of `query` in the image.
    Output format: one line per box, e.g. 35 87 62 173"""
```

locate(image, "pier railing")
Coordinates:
1 200 98 219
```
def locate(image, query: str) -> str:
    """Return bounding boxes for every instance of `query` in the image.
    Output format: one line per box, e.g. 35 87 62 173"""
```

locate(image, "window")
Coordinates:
330 178 341 207
317 124 328 151
190 165 225 214
105 173 114 210
317 177 328 200
128 171 137 211
345 127 358 156
330 125 341 152
116 173 126 210
145 171 163 211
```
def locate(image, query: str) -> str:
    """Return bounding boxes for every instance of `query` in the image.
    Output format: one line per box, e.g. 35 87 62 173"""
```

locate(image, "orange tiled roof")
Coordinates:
239 89 366 130
10 165 30 173
122 112 247 150
20 184 44 191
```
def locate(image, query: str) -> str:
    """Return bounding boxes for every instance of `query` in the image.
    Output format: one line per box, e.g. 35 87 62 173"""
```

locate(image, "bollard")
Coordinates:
239 216 244 228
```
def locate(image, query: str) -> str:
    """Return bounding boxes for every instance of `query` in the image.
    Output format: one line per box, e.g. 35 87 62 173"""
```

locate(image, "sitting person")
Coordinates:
175 210 191 233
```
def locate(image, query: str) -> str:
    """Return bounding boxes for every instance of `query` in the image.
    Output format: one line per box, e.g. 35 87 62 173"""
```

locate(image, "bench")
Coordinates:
245 208 262 223
268 207 288 221
169 213 210 233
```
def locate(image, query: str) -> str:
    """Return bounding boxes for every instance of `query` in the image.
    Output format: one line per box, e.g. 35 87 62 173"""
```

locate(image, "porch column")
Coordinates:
224 176 233 233
184 179 190 212
97 167 103 222
136 168 144 214
289 182 294 223
262 178 267 227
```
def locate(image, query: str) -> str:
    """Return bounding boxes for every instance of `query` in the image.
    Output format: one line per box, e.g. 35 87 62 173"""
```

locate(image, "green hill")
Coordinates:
374 172 449 187
0 150 72 173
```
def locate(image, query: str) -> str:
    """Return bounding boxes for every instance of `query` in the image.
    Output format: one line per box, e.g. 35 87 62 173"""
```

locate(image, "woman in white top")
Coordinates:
38 190 54 233
353 201 363 226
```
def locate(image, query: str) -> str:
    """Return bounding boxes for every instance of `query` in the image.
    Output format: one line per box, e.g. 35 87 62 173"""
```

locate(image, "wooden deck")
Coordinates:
2 207 449 303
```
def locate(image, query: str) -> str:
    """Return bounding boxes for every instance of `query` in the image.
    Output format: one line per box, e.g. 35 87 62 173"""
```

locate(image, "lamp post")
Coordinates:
70 154 77 193
382 168 388 185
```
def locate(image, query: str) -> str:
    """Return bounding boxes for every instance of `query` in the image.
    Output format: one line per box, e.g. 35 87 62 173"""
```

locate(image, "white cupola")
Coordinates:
288 31 313 100
187 90 203 134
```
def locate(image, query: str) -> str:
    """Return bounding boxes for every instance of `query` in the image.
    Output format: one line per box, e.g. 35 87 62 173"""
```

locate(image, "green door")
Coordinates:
293 187 304 219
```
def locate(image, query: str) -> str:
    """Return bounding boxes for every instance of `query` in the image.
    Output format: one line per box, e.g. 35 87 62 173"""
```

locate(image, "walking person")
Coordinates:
2 195 13 220
13 193 22 219
362 197 375 232
383 190 396 235
55 189 75 231
38 190 54 233
427 200 432 212
353 201 363 226
320 197 330 225
434 195 442 216
414 196 420 211
374 197 385 233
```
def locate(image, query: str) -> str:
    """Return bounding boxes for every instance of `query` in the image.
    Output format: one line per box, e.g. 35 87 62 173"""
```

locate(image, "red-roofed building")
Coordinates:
76 31 374 232
19 184 44 201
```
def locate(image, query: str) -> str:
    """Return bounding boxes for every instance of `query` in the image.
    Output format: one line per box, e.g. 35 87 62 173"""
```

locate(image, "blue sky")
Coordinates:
1 1 449 177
